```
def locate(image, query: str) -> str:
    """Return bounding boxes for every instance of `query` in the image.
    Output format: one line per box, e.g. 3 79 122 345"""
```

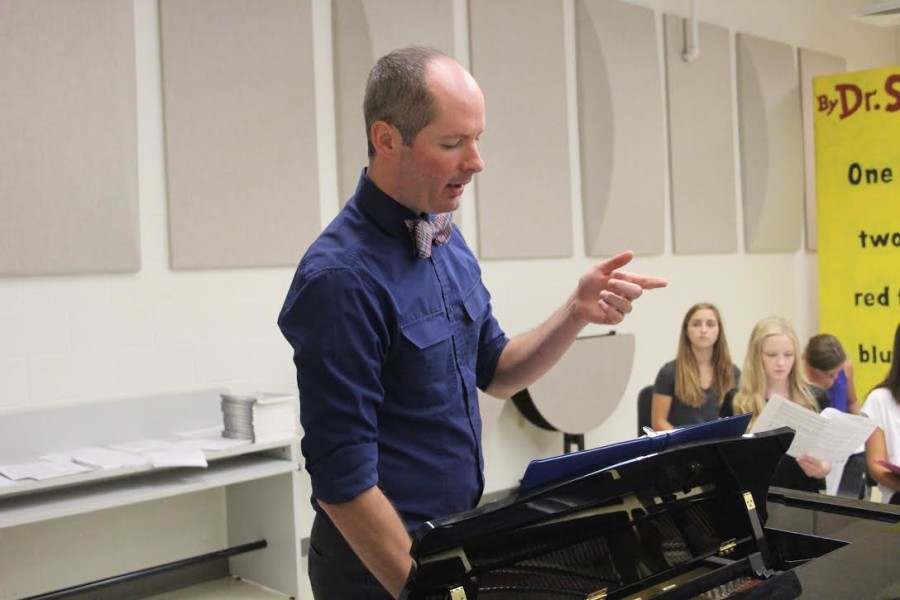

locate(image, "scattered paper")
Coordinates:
176 428 252 450
0 460 93 481
108 439 177 453
751 395 877 461
141 448 208 468
69 447 151 470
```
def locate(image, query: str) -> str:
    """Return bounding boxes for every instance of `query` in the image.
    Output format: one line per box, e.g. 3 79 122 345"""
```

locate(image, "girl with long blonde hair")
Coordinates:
724 316 831 492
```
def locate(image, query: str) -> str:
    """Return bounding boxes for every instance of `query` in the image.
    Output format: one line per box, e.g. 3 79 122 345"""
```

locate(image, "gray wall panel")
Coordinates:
737 33 804 253
664 15 738 255
798 48 846 251
470 0 573 259
0 0 139 276
160 0 319 269
576 0 666 257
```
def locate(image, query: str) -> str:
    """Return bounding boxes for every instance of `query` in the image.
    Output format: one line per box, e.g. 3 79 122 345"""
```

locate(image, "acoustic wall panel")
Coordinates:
470 0 573 259
160 0 319 269
576 0 665 257
0 0 139 276
798 49 845 251
736 34 804 253
333 0 455 206
664 15 737 255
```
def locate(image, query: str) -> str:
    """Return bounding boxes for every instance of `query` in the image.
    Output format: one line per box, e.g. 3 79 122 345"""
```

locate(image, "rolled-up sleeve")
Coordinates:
278 266 387 504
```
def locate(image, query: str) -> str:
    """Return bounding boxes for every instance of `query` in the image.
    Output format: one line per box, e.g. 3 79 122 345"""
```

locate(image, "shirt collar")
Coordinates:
351 169 423 243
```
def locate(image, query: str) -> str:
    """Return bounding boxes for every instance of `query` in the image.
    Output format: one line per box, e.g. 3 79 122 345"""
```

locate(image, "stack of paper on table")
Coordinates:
750 395 877 461
221 392 298 443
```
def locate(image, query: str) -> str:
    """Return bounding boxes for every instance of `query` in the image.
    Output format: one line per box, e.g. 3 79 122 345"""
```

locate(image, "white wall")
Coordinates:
0 0 897 543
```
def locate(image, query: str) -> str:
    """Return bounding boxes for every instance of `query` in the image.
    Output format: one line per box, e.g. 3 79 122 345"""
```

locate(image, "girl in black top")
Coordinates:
651 303 739 430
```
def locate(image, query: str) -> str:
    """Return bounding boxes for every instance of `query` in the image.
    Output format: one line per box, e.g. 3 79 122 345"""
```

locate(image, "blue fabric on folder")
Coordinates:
518 413 752 495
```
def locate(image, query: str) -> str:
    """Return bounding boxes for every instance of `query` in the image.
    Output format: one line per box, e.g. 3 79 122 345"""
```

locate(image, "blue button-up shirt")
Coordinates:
278 172 509 529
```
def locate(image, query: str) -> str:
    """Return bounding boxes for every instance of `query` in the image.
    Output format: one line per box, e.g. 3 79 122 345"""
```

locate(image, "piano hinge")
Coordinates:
586 588 608 600
448 586 467 600
743 491 756 511
718 538 737 556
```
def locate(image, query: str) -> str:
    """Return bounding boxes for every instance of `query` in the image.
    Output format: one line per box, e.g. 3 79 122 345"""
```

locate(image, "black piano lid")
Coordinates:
409 426 795 563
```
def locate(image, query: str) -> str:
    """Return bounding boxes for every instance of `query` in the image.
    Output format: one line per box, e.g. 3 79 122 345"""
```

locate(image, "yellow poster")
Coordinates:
814 65 900 401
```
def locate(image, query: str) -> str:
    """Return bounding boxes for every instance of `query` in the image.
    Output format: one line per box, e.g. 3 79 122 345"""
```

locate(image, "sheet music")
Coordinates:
751 395 877 461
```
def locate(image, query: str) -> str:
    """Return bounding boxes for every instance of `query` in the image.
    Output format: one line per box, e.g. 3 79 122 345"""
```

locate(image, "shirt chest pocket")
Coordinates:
462 281 490 322
398 312 454 384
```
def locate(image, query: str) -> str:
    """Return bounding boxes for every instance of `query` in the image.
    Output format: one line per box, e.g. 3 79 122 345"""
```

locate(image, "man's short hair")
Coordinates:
364 46 448 157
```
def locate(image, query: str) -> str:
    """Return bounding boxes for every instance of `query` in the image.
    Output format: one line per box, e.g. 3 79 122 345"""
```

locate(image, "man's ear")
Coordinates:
371 121 400 156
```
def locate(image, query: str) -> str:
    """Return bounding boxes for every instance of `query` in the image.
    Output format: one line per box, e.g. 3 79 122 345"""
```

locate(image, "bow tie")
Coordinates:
404 213 453 258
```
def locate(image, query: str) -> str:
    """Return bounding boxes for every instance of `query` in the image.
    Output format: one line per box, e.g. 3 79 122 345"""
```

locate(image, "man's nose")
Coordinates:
464 143 484 173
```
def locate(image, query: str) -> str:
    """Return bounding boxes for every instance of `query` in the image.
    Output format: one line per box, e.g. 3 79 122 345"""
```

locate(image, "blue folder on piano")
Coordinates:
518 413 752 495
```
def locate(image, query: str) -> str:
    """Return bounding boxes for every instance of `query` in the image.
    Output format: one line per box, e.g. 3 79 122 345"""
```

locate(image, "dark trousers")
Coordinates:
308 512 395 600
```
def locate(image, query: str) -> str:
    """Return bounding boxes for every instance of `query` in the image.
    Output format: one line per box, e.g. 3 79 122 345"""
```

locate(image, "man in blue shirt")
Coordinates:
278 46 667 599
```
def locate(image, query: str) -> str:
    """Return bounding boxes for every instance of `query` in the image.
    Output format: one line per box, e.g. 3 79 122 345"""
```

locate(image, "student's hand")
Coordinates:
574 250 667 325
797 455 831 479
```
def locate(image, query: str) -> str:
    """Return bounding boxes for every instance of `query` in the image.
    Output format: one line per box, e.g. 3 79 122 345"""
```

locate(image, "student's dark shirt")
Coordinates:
653 360 740 427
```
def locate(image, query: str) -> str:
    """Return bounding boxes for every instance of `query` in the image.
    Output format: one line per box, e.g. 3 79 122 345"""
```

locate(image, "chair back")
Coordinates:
637 385 654 437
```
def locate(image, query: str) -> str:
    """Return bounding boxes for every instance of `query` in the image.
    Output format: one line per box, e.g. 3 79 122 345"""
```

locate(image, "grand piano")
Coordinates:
400 417 900 599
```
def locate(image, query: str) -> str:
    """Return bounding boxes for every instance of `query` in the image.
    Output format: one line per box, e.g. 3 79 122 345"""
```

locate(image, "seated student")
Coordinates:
803 333 866 497
722 316 830 493
651 303 740 431
861 321 900 504
803 333 859 414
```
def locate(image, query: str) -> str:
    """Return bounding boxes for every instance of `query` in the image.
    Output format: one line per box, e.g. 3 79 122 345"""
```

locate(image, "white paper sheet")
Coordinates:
141 448 208 468
68 447 151 470
176 428 252 450
0 460 93 481
750 395 877 461
108 438 177 453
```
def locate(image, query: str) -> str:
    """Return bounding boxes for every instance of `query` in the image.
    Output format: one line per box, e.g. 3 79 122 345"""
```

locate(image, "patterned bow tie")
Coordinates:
404 213 453 258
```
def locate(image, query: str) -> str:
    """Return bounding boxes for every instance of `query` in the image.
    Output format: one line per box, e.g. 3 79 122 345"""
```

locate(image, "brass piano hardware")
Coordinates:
718 538 737 556
610 469 620 480
743 491 756 511
586 588 608 599
448 586 467 600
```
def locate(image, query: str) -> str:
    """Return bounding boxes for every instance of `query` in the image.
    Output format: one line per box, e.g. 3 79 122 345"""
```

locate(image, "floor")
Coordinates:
144 555 313 599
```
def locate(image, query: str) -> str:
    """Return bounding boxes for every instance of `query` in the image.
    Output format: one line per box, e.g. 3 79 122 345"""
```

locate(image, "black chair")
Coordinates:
836 452 868 500
637 385 654 438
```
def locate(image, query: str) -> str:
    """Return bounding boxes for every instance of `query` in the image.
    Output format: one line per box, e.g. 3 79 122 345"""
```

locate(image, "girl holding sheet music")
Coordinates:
721 316 831 493
861 321 900 504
